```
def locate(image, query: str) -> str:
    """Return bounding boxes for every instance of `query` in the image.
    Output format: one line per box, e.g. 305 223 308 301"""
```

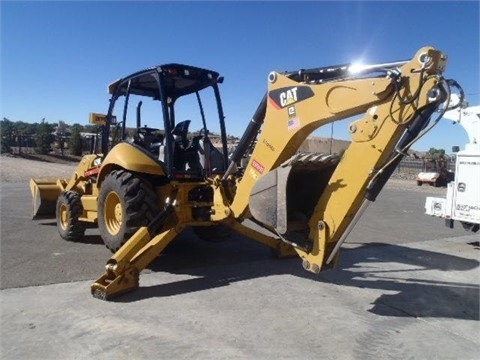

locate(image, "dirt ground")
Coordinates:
0 154 78 183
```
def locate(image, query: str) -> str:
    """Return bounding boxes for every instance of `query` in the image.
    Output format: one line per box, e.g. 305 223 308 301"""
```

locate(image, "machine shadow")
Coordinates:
114 229 479 320
39 221 104 245
467 240 479 249
324 242 479 320
73 234 104 245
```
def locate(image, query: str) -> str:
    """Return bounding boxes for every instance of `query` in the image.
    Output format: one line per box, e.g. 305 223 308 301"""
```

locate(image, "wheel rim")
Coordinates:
59 203 68 230
104 191 123 235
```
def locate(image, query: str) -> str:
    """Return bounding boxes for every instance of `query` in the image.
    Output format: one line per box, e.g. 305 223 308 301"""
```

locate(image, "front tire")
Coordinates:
98 170 159 252
56 191 86 241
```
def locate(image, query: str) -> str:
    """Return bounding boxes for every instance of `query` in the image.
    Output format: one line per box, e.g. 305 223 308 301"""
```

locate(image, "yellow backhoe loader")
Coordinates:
30 47 463 300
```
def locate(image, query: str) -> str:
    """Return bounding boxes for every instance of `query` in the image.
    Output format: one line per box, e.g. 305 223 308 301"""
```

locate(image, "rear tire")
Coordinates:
56 191 86 241
461 222 480 233
98 170 159 253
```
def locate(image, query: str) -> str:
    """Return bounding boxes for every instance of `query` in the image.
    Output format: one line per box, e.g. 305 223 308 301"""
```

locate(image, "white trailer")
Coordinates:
425 96 480 232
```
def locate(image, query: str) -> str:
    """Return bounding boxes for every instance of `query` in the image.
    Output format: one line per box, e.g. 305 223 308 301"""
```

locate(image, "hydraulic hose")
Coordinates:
365 100 443 202
222 94 267 179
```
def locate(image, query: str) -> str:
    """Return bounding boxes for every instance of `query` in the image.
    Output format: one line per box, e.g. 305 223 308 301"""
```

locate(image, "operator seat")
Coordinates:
196 134 226 173
172 120 202 172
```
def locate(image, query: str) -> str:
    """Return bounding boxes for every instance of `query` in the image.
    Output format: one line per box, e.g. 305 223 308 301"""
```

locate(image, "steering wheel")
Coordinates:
137 127 159 137
134 127 163 152
197 128 207 137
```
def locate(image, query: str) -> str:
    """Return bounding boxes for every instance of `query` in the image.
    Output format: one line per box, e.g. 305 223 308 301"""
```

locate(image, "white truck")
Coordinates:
425 95 480 232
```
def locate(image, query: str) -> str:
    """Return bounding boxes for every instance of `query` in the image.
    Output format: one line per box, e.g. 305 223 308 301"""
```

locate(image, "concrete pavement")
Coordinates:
1 235 478 360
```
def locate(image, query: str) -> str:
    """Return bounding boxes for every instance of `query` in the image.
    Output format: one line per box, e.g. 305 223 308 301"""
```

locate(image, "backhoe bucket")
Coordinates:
249 153 339 234
30 178 67 219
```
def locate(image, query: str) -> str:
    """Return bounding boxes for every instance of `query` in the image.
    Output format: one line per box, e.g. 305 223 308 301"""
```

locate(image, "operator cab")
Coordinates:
100 63 228 179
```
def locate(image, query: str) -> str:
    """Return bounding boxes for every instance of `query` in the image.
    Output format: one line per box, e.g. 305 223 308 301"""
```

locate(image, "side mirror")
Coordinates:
452 146 460 153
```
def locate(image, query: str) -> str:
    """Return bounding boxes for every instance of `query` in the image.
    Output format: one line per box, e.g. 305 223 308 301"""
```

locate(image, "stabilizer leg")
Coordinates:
91 267 139 301
91 201 181 300
91 226 182 300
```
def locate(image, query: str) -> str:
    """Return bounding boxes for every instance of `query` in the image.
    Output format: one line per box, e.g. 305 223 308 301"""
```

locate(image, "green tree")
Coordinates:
14 121 36 153
69 124 83 156
428 147 446 160
1 118 16 153
83 124 101 134
34 119 56 154
15 121 35 136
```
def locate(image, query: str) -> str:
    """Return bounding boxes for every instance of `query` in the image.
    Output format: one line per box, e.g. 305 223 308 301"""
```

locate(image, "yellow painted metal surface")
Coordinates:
30 153 101 219
91 47 454 299
91 225 183 299
230 73 392 219
97 142 166 182
230 46 449 272
80 195 98 212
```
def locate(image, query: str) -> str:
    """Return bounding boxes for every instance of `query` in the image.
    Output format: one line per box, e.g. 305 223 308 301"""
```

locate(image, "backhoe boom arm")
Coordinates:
231 47 451 272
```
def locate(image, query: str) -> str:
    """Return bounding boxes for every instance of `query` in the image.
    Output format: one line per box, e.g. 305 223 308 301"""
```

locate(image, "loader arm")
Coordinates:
231 46 450 271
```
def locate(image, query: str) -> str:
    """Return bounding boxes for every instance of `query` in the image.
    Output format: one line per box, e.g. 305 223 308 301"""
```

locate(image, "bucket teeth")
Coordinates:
281 152 340 168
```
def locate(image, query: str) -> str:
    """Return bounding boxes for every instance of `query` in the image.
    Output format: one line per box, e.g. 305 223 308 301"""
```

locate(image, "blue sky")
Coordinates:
1 1 479 152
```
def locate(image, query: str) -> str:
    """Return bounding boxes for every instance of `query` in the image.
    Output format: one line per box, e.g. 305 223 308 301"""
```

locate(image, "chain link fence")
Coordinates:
394 157 455 180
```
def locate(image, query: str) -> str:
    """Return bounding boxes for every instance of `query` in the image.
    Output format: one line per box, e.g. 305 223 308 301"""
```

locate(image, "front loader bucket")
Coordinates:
30 178 67 219
249 153 340 234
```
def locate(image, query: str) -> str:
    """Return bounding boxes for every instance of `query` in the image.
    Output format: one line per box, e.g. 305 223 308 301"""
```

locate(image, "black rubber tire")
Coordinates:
56 191 86 241
98 170 159 253
461 222 480 233
193 225 232 243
